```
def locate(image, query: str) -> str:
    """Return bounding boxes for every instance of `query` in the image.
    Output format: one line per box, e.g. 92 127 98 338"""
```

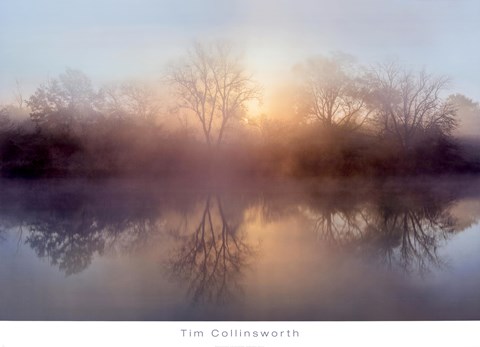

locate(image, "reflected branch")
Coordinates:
303 187 459 274
24 205 163 275
167 195 255 304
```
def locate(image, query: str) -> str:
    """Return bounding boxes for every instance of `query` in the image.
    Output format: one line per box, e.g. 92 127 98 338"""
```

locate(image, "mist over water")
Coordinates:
1 177 480 320
1 0 480 322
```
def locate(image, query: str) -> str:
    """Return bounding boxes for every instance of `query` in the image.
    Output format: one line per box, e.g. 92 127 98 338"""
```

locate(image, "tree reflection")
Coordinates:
303 186 458 274
0 179 477 283
167 195 255 303
25 213 162 275
304 193 371 246
26 216 106 275
361 192 456 274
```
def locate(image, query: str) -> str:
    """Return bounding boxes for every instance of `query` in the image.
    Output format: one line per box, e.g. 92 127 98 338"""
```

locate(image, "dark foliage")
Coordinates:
0 65 479 179
0 115 476 178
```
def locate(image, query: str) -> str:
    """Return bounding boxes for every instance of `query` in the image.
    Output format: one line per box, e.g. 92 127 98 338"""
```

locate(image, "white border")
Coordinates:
1 321 479 347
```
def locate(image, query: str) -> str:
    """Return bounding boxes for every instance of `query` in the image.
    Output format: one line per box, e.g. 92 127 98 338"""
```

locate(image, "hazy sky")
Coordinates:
1 0 479 102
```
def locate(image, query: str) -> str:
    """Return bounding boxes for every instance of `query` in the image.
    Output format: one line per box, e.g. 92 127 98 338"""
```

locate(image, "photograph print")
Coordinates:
1 0 480 321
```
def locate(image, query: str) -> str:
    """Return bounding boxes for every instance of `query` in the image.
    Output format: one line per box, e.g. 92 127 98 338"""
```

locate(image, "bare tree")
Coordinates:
13 79 25 109
100 80 161 122
296 54 372 130
168 41 261 146
368 63 457 150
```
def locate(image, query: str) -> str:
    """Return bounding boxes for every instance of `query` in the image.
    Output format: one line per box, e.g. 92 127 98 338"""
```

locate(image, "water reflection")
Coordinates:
302 186 457 273
24 214 163 275
0 179 479 307
26 217 106 275
167 195 256 303
365 192 456 274
0 182 168 275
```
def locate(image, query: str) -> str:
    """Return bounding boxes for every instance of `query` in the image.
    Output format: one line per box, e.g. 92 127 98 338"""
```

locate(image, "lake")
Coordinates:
1 177 480 320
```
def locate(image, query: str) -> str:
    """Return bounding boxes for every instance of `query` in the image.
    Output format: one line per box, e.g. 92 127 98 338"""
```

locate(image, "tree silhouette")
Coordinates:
26 69 101 132
296 54 372 130
368 63 457 151
100 81 161 122
168 41 261 146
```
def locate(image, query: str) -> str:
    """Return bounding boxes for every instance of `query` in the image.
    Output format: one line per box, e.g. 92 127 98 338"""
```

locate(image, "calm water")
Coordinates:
1 177 480 320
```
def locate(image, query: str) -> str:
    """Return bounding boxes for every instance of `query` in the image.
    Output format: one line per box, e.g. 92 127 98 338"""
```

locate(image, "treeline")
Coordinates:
0 43 479 178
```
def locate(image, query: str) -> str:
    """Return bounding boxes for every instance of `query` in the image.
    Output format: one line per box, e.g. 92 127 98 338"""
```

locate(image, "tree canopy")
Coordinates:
168 41 261 146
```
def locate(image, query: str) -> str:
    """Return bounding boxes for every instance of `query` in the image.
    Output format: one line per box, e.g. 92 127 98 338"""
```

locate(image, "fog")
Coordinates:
1 0 480 322
1 0 480 179
1 45 479 179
